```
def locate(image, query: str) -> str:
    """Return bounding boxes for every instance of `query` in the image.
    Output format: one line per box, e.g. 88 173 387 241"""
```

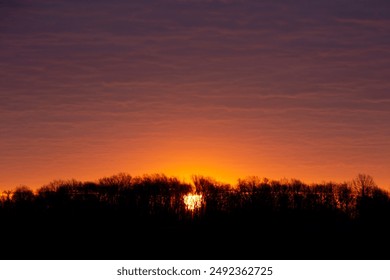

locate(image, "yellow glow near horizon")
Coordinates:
183 194 203 211
160 159 239 186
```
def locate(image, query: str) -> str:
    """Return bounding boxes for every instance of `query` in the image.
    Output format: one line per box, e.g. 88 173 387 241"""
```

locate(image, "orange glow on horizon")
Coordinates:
151 149 245 186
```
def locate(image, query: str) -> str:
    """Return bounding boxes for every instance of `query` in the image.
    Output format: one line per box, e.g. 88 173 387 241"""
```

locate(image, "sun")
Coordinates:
183 193 203 211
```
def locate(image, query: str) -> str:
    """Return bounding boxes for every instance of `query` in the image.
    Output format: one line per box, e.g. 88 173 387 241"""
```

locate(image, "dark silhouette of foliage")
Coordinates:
0 172 389 259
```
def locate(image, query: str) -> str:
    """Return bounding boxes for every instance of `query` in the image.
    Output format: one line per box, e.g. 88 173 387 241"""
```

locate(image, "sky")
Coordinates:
1 0 390 190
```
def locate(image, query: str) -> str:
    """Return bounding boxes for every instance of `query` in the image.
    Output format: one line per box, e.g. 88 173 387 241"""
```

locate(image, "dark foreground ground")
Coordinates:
1 210 388 260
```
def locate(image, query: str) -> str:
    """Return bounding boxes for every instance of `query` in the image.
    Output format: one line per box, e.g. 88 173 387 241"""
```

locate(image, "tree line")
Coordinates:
0 173 389 259
1 173 388 220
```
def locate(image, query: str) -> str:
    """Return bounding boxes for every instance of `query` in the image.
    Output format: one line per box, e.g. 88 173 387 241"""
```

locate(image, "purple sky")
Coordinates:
1 0 390 190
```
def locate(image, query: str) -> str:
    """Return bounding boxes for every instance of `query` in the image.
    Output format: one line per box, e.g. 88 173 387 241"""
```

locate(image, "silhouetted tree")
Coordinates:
353 173 376 198
353 173 377 219
336 182 355 217
12 186 34 206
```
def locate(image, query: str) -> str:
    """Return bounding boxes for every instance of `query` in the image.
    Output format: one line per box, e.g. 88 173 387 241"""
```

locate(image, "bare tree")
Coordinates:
353 173 376 198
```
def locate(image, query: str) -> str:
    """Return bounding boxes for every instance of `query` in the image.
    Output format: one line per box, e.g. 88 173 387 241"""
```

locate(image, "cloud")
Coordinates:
1 0 390 188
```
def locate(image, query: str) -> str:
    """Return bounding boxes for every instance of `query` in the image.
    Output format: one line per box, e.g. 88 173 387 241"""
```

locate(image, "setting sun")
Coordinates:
183 194 203 211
